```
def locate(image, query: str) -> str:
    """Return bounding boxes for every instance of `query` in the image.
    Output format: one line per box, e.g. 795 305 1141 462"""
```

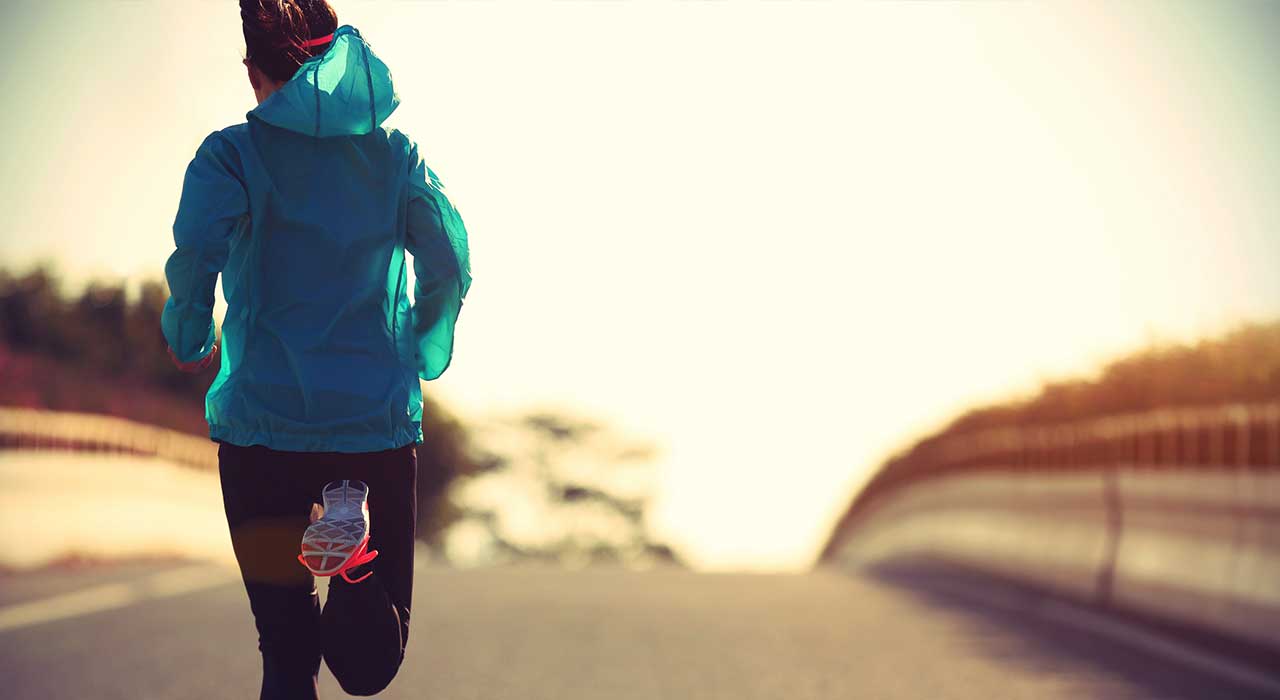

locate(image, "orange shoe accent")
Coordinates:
299 532 379 582
338 534 379 584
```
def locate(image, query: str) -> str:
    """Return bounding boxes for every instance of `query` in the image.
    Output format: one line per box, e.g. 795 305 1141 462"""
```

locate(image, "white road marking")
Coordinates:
0 565 237 633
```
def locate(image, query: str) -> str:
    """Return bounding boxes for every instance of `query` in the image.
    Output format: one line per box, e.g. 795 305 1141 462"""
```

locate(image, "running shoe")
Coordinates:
297 479 379 584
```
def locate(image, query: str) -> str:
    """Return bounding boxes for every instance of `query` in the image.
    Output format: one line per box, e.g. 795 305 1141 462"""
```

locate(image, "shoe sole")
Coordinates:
298 479 370 576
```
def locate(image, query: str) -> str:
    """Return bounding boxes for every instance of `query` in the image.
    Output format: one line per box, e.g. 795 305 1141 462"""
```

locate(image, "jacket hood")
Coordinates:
247 25 399 137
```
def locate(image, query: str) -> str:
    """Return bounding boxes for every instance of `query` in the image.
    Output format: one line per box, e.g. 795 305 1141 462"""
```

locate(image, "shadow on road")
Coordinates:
855 559 1280 700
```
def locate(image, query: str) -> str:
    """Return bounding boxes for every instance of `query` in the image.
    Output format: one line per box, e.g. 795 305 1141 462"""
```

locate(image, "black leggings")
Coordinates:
217 440 417 699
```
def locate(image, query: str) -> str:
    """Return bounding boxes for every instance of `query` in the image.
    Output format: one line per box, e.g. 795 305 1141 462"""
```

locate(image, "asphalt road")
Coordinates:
2 558 1277 699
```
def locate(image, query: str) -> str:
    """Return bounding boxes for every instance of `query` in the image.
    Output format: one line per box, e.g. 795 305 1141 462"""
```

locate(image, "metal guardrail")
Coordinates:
831 401 1280 548
0 407 217 471
916 401 1280 471
825 400 1280 654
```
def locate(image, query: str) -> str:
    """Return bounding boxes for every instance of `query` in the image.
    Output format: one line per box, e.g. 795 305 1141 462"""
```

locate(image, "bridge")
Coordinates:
1 405 1278 698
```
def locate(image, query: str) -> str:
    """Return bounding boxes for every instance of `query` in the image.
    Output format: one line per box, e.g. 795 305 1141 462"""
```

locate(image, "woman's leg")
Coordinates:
315 443 418 697
218 442 323 700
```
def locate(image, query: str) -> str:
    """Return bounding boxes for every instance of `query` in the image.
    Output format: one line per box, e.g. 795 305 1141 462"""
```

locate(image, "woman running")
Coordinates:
159 1 471 697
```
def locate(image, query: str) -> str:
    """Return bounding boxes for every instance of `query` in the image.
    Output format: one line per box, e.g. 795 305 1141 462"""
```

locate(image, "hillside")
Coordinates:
823 320 1280 557
0 346 210 435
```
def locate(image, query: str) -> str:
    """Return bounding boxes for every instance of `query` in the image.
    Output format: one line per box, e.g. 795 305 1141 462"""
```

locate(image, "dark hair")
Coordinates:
240 0 339 83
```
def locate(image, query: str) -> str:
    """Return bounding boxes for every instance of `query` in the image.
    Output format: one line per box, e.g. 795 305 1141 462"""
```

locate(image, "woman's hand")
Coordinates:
168 344 218 373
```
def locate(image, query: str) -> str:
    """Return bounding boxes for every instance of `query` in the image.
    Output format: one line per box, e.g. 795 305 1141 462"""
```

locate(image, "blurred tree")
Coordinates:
441 408 677 567
0 265 69 356
416 394 492 547
73 282 129 374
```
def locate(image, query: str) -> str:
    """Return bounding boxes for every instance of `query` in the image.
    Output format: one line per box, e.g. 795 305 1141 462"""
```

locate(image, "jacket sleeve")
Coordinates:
405 140 472 381
161 131 247 363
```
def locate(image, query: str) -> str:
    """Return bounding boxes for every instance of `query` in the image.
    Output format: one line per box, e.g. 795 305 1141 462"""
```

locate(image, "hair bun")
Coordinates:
241 0 338 83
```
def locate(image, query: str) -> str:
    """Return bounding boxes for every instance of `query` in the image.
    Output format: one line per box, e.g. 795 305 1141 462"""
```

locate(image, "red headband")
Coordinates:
301 33 334 49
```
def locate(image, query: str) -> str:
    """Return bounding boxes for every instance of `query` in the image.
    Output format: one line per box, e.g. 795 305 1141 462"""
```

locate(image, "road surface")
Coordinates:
1 558 1276 699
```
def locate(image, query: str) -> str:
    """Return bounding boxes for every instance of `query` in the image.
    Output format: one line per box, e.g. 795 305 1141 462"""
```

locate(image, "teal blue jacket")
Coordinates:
161 25 471 452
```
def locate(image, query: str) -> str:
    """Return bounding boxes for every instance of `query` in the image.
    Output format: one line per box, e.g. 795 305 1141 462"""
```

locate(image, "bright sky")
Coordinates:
2 1 1278 571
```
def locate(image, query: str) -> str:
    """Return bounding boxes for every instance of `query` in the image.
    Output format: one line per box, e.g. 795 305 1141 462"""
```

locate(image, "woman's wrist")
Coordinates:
168 343 218 373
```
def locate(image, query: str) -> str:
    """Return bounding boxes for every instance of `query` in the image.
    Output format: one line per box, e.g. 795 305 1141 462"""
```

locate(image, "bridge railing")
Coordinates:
0 406 217 471
824 400 1280 652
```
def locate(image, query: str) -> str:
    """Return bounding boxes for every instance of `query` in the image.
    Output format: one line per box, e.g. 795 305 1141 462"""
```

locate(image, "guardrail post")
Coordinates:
1095 417 1124 608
